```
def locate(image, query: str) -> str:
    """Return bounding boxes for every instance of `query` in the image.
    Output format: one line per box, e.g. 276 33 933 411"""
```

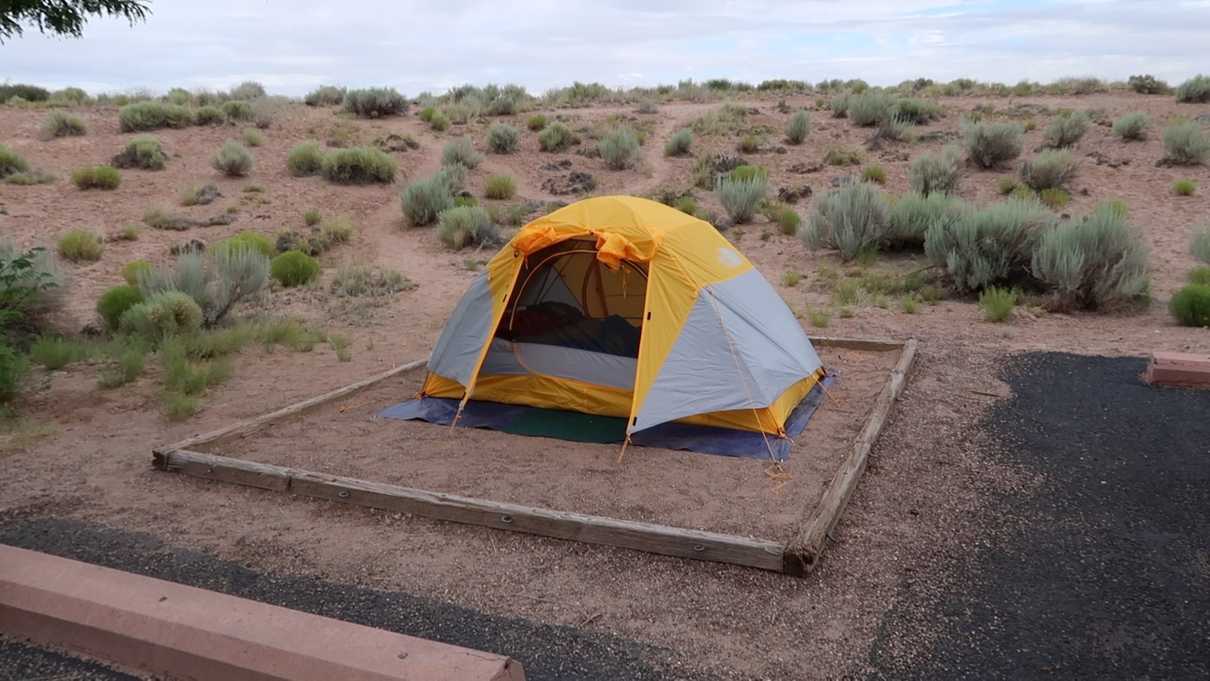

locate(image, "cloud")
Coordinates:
0 0 1206 95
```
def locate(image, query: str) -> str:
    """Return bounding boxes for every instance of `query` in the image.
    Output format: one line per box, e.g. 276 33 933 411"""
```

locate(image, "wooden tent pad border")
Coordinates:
152 336 918 576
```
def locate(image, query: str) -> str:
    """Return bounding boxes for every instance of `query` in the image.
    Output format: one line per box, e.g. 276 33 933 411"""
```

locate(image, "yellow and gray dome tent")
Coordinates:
410 195 826 455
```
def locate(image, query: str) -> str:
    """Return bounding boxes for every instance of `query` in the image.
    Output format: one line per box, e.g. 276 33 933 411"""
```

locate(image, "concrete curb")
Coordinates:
0 544 524 681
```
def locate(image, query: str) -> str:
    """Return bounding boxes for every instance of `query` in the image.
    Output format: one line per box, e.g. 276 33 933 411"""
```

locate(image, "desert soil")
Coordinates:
1 91 1209 680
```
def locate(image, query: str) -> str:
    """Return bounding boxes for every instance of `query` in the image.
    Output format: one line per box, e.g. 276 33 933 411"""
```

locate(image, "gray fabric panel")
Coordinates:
427 274 496 386
481 338 636 390
633 269 821 433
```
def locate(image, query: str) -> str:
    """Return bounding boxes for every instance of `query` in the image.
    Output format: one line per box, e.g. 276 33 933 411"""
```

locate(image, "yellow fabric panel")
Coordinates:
681 369 824 434
424 372 633 418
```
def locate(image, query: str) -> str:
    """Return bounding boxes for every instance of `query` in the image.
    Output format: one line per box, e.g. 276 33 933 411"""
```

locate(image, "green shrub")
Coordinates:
442 137 483 169
319 217 355 245
71 165 121 190
330 265 413 297
0 144 31 178
729 165 767 182
925 198 1056 291
193 105 225 126
0 83 49 101
0 343 25 403
1039 188 1070 209
304 85 346 106
119 291 204 340
664 128 692 157
893 98 942 124
802 183 891 260
428 110 449 131
40 111 86 140
829 94 850 118
1175 75 1210 103
320 146 396 184
57 230 104 262
29 336 91 370
303 209 321 226
221 100 253 122
487 124 519 154
1043 111 1090 148
823 147 861 166
114 226 139 242
716 175 768 224
119 101 193 132
112 136 166 170
888 192 965 248
862 165 887 185
1190 267 1210 286
270 250 320 287
97 285 143 330
1128 75 1168 95
211 141 253 177
978 287 1017 322
1020 149 1078 190
122 259 153 286
1112 113 1149 141
401 169 460 226
343 87 407 117
538 123 576 152
963 120 1024 169
1032 205 1150 309
876 114 914 143
847 92 894 126
212 231 275 258
781 271 801 287
599 127 640 170
776 207 801 235
1170 284 1210 326
1174 179 1197 196
1193 227 1210 264
1163 121 1210 165
139 250 268 326
909 145 962 195
785 110 810 144
484 175 515 200
0 243 66 330
737 134 762 154
527 114 548 131
437 206 498 250
228 81 266 99
286 141 325 176
241 128 264 147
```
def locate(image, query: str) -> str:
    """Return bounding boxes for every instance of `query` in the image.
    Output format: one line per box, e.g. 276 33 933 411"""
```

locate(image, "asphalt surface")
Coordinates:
0 636 139 681
865 353 1210 680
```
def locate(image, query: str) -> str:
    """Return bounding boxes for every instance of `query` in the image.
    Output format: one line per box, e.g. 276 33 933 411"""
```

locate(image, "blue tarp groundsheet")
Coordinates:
378 374 833 461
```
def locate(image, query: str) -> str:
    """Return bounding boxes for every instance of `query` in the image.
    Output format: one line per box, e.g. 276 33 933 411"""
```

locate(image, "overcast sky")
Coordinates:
2 0 1208 97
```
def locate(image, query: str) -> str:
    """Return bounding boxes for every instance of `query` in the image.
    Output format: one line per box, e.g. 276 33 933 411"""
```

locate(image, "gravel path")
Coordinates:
864 352 1210 680
0 636 140 681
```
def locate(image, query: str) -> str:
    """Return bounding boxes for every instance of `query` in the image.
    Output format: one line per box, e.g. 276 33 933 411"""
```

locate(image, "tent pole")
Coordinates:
616 435 631 465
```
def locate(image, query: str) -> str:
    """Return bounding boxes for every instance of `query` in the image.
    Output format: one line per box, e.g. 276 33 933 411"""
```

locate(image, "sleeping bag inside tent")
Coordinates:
381 195 829 460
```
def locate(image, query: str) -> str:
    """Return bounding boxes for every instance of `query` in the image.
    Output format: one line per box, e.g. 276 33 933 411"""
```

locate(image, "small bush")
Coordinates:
437 206 498 250
304 85 346 106
1174 179 1197 196
57 230 104 262
0 83 49 101
221 100 253 122
330 265 414 297
862 165 887 185
401 170 459 226
664 128 692 157
823 147 861 166
343 87 407 117
1175 75 1210 104
270 250 320 287
1190 267 1210 286
40 111 86 140
1112 113 1149 141
211 140 253 177
112 136 166 170
1163 121 1210 165
893 98 942 125
599 127 640 170
304 209 321 226
29 336 91 370
0 343 26 403
888 192 965 248
118 101 192 131
1020 149 1078 190
138 250 268 327
487 124 519 154
538 123 576 152
241 128 264 147
802 183 891 260
1128 75 1169 95
442 137 482 169
428 110 450 131
119 291 204 340
193 105 225 126
716 175 768 224
1043 111 1090 148
808 308 831 328
320 146 396 184
909 145 962 195
97 285 143 330
484 175 516 200
319 217 355 245
1032 204 1150 309
729 165 767 182
122 259 153 285
963 120 1024 169
1039 188 1070 209
785 110 810 144
527 114 547 131
71 165 121 190
925 198 1056 291
287 141 325 176
737 134 762 154
1170 284 1210 327
0 144 31 178
847 92 894 127
781 271 801 287
978 287 1017 322
211 231 275 258
0 243 67 330
1193 227 1210 264
776 207 801 235
228 81 266 100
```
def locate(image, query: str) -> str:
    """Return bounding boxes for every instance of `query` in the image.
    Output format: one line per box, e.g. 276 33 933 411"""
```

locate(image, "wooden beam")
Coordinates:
782 338 919 576
155 358 428 455
1144 351 1210 389
809 336 905 352
154 449 789 573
